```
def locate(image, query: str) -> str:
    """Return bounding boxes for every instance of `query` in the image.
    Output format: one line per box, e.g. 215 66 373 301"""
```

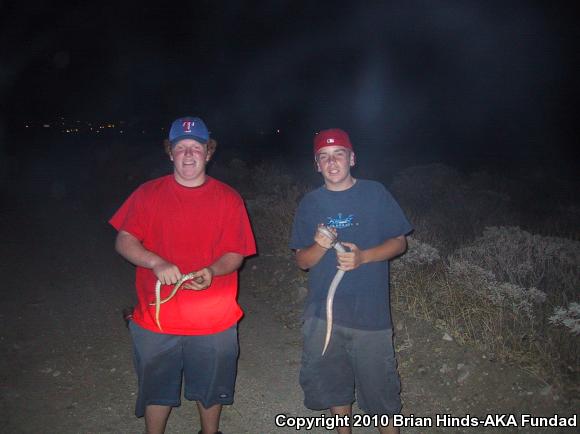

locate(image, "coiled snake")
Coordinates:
317 225 347 356
150 273 205 331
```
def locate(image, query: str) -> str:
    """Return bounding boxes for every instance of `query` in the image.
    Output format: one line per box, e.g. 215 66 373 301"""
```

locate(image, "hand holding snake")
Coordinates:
316 225 349 356
150 261 213 331
336 242 363 271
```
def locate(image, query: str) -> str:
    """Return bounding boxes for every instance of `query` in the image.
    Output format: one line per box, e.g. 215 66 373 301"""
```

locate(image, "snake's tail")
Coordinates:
321 300 334 356
322 323 332 355
159 287 180 304
316 230 347 356
322 269 345 356
155 280 163 331
153 273 205 330
154 274 198 330
155 302 162 331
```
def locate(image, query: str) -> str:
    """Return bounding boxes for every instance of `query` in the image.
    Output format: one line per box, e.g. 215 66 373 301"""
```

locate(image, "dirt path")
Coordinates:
0 171 577 434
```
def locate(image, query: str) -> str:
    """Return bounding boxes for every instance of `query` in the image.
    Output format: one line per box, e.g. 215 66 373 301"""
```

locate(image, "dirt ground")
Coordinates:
1 150 578 434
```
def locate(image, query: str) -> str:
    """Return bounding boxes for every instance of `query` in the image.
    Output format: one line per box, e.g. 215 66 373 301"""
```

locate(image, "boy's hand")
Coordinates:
314 224 337 249
183 267 213 290
337 242 364 271
152 260 182 285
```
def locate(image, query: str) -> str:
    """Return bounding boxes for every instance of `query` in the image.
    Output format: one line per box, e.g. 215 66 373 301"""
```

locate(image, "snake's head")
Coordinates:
317 225 338 247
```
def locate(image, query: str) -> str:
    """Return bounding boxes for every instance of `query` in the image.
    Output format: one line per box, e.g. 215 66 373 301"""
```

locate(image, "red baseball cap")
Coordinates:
313 128 354 155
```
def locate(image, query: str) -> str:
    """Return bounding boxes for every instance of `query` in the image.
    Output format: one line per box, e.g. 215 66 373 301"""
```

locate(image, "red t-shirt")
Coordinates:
109 175 256 335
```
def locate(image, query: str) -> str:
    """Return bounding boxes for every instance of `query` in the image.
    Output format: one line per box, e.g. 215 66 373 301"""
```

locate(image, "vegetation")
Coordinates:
224 160 579 399
106 149 578 398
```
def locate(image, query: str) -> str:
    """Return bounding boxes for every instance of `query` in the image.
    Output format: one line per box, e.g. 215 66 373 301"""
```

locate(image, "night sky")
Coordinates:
1 0 578 163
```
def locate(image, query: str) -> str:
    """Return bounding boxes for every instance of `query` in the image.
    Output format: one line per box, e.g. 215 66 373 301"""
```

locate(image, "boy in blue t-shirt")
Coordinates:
290 128 412 434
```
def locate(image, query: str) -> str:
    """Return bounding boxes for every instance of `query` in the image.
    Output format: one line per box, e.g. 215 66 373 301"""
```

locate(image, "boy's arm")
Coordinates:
115 230 182 284
295 225 336 270
338 235 407 271
295 243 329 270
183 252 244 290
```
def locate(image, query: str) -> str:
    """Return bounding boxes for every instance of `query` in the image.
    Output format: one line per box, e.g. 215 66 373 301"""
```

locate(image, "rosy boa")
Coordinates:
317 226 347 356
149 273 205 331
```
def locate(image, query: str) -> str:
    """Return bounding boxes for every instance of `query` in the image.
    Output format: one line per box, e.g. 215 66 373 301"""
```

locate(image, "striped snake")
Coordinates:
317 226 347 356
150 273 205 331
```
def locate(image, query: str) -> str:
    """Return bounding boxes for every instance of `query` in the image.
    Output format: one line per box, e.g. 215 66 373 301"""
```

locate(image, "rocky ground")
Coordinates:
0 147 578 433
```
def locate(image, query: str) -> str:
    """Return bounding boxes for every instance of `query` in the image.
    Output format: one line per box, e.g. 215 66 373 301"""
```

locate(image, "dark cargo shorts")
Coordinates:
300 316 401 415
129 321 239 417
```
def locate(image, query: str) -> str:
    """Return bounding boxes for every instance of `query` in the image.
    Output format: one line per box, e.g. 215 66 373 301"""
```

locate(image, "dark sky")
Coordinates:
1 0 578 161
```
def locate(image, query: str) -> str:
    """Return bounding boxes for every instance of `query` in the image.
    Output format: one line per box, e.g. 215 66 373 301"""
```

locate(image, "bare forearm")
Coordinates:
208 252 244 276
360 236 407 264
295 243 329 270
115 230 164 269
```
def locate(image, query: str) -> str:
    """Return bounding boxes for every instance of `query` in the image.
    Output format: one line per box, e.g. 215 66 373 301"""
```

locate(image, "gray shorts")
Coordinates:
300 316 401 415
129 321 239 417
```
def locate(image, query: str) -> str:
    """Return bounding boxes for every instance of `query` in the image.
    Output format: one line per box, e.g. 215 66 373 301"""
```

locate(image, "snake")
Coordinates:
149 272 205 331
317 226 347 356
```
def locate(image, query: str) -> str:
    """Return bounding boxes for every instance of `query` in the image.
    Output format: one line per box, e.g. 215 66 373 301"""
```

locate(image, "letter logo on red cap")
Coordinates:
327 138 334 144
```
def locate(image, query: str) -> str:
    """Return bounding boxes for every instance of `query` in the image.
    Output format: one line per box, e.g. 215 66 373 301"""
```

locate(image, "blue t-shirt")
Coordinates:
289 179 412 330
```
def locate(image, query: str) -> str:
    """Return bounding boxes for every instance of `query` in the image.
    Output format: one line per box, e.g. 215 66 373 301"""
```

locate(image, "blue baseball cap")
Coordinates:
169 116 209 145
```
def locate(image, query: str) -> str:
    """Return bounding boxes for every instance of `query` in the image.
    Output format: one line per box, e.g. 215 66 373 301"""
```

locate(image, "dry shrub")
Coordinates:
212 160 313 257
245 163 311 257
397 237 441 266
392 229 580 395
447 258 547 320
242 160 579 393
207 158 251 195
392 238 445 319
549 303 580 335
454 226 580 302
390 164 515 254
249 162 296 196
394 260 544 362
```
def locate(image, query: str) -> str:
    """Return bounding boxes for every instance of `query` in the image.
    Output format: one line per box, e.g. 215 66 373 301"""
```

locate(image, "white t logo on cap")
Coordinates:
182 121 194 133
327 138 335 144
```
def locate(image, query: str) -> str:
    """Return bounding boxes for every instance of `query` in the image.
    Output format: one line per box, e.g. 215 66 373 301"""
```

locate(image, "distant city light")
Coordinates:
22 116 172 137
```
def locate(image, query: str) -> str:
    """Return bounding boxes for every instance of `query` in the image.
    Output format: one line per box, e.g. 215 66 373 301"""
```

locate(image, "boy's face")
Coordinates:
315 145 355 190
170 139 210 187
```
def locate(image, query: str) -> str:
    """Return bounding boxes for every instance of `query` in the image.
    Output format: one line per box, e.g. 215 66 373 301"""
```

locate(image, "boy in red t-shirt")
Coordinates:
110 116 256 434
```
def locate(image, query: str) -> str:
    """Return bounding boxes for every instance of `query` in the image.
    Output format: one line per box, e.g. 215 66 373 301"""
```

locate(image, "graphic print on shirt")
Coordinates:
327 213 355 229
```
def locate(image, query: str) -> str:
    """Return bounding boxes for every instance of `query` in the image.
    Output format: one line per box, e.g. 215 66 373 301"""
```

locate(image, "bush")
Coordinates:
454 226 580 303
392 227 579 395
244 159 580 396
244 163 312 257
390 164 515 254
549 302 580 336
247 185 305 257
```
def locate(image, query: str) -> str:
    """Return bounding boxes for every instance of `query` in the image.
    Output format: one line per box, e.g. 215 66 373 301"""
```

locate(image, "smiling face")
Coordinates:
315 145 356 191
170 139 210 187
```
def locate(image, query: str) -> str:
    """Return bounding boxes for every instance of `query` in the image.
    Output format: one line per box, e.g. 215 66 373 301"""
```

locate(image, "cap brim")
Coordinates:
314 143 353 154
170 135 209 145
